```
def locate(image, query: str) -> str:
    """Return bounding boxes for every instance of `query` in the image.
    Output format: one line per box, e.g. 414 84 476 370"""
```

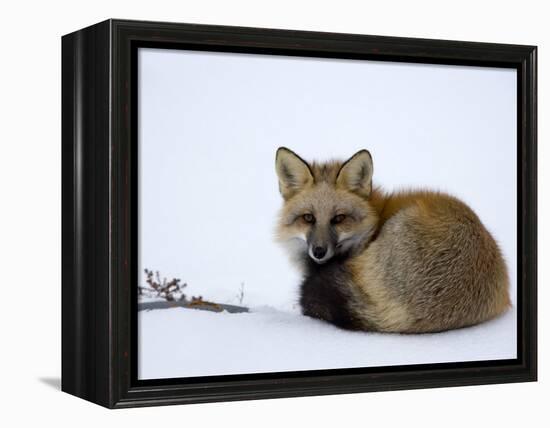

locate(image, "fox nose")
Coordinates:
313 246 327 259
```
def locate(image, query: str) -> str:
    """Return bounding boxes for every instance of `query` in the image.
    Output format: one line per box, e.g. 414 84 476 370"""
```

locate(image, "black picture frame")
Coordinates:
61 19 537 408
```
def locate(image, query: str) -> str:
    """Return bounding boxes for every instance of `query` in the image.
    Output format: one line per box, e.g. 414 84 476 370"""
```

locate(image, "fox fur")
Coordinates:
275 147 510 333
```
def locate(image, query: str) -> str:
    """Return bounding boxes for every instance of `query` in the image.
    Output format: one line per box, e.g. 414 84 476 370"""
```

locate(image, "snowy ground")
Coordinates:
138 305 516 380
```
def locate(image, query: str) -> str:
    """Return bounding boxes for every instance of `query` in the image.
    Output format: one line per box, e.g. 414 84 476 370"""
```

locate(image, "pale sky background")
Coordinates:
138 47 517 316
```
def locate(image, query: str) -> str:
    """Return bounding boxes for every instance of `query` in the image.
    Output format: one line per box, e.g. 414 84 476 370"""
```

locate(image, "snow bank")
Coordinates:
138 305 516 380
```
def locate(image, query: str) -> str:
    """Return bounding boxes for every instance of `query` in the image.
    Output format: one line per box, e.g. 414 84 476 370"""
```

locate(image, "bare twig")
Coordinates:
236 282 245 306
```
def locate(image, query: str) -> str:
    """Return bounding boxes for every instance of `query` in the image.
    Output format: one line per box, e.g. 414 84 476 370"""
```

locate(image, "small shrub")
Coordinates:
139 269 187 301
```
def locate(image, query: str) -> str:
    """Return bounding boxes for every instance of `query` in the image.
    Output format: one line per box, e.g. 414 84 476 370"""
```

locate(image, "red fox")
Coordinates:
275 147 510 333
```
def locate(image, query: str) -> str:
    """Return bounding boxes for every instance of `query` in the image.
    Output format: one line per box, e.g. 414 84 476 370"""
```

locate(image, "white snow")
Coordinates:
138 305 517 380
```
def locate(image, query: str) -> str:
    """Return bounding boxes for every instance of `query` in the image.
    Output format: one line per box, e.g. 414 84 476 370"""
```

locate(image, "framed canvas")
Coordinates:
61 19 537 408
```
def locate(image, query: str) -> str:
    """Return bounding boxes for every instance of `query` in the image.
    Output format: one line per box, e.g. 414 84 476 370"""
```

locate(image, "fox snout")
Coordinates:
312 246 326 259
308 243 335 264
306 229 336 264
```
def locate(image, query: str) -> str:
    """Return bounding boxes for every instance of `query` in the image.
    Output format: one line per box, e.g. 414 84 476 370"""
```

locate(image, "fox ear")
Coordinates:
275 147 314 199
336 150 373 197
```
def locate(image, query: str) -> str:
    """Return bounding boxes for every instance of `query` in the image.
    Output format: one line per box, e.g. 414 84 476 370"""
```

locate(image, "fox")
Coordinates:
275 147 510 333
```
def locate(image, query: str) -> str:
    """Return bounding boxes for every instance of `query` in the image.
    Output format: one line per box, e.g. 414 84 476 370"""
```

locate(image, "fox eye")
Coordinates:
302 213 315 224
331 214 346 224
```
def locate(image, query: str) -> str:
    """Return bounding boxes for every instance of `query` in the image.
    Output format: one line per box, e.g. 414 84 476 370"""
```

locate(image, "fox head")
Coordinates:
275 147 379 265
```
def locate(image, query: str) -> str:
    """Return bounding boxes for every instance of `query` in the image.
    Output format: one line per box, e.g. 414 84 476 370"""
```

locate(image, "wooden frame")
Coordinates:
62 19 537 408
